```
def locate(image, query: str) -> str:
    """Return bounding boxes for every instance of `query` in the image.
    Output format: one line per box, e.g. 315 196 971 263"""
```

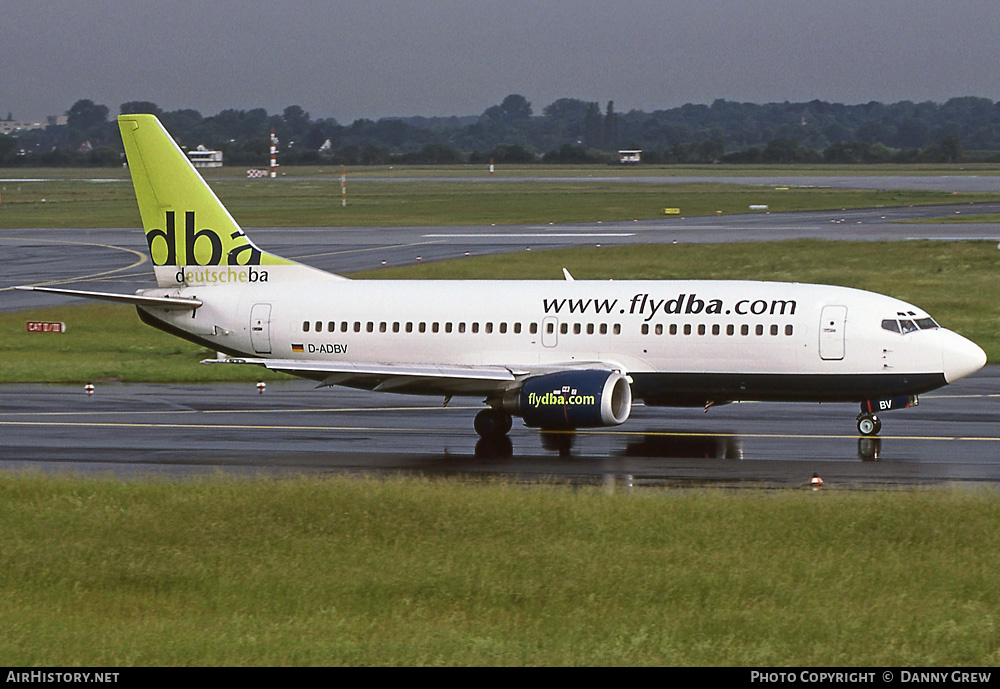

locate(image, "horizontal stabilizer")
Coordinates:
16 286 203 310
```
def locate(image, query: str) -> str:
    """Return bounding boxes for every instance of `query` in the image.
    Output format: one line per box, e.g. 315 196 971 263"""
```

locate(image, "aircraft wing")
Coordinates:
203 357 623 396
204 357 521 395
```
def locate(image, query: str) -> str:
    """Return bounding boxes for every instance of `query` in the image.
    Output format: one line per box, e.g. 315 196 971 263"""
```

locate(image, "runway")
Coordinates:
0 367 996 487
1 189 997 486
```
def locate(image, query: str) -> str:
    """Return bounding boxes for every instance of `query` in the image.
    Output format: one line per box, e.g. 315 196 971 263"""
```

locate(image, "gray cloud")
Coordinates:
2 0 998 122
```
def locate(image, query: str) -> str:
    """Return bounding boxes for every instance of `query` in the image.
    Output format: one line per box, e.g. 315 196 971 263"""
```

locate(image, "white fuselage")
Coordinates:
139 277 985 405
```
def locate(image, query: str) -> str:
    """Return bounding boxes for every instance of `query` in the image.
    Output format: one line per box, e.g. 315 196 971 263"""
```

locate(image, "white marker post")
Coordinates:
341 165 346 207
270 129 278 178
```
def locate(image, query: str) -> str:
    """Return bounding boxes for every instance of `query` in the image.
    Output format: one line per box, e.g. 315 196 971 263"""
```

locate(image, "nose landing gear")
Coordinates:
856 413 881 436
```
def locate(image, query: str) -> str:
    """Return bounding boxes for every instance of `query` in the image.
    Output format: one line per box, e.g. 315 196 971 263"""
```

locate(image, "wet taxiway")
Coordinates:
0 367 996 487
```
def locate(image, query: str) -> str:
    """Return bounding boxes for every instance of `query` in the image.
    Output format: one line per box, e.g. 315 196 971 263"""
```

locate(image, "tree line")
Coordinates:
2 94 999 166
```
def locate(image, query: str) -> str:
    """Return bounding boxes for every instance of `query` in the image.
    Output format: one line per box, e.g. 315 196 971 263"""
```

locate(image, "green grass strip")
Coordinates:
2 175 998 228
0 474 997 666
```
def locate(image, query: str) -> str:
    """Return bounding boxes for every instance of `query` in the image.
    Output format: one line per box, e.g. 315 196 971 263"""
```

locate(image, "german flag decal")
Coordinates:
291 343 304 353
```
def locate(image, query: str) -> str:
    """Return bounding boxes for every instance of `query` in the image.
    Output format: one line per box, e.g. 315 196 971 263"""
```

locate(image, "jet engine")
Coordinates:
504 370 632 429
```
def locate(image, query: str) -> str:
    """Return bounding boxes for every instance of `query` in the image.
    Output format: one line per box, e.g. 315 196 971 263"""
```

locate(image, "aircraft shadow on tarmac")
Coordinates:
474 432 883 462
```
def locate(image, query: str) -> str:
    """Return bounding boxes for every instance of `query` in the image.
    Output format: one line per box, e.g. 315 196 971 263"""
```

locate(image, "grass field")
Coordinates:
1 475 998 666
2 240 996 384
5 162 1000 180
3 168 999 228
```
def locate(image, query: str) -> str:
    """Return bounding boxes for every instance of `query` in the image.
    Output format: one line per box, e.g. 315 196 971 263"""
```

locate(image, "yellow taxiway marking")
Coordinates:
0 420 440 433
0 405 478 417
574 428 1000 442
0 419 996 443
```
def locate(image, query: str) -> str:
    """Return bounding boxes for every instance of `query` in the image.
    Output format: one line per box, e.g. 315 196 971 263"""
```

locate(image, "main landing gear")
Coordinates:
474 408 513 438
474 408 514 459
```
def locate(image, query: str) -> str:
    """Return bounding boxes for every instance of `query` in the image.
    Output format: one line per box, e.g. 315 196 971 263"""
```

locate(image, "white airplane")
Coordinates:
18 114 987 439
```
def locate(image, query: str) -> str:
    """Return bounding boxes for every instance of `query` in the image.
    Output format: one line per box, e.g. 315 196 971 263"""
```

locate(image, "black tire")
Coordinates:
474 409 512 438
857 414 881 436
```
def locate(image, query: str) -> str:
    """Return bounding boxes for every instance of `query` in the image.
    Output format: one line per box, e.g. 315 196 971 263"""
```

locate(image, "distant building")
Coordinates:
618 149 642 164
0 120 47 135
187 144 223 168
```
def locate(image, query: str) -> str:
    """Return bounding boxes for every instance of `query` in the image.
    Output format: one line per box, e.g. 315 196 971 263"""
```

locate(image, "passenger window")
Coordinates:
697 324 706 336
655 324 663 335
712 324 720 336
500 323 507 334
303 321 310 332
328 322 335 332
341 321 348 332
669 324 678 335
770 325 778 336
419 322 427 333
741 324 749 336
529 323 536 335
641 324 649 335
445 322 453 333
514 323 522 334
354 322 361 333
379 322 387 333
366 322 374 333
315 321 323 332
881 319 900 333
484 322 492 334
432 322 440 333
600 324 608 335
471 323 479 334
755 324 764 336
406 322 413 333
727 324 735 336
613 324 621 335
459 323 466 333
683 324 692 335
560 323 568 334
392 322 400 333
785 325 794 336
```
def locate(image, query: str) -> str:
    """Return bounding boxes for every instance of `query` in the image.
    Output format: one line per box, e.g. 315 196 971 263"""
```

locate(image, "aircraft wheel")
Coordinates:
474 408 512 438
857 414 881 436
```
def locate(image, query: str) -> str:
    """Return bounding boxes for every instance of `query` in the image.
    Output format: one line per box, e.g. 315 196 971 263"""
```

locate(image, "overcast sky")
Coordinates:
3 0 999 123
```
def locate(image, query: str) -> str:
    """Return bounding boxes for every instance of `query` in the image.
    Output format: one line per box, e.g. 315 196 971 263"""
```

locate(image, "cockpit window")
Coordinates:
884 316 939 335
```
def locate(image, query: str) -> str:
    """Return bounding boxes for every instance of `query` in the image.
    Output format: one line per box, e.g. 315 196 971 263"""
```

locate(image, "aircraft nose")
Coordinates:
941 329 987 383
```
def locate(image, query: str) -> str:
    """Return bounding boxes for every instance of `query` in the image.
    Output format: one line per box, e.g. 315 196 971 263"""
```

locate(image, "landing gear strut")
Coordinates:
474 408 513 438
856 413 882 436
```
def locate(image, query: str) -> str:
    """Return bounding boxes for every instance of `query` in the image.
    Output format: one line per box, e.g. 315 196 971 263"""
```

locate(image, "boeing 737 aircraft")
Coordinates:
18 115 987 439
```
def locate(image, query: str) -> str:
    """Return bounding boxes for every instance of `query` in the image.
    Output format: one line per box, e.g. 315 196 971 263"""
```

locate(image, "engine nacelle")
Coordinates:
505 370 632 429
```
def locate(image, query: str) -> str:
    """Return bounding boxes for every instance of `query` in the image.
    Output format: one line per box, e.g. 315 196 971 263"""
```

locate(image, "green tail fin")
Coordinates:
119 114 334 287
